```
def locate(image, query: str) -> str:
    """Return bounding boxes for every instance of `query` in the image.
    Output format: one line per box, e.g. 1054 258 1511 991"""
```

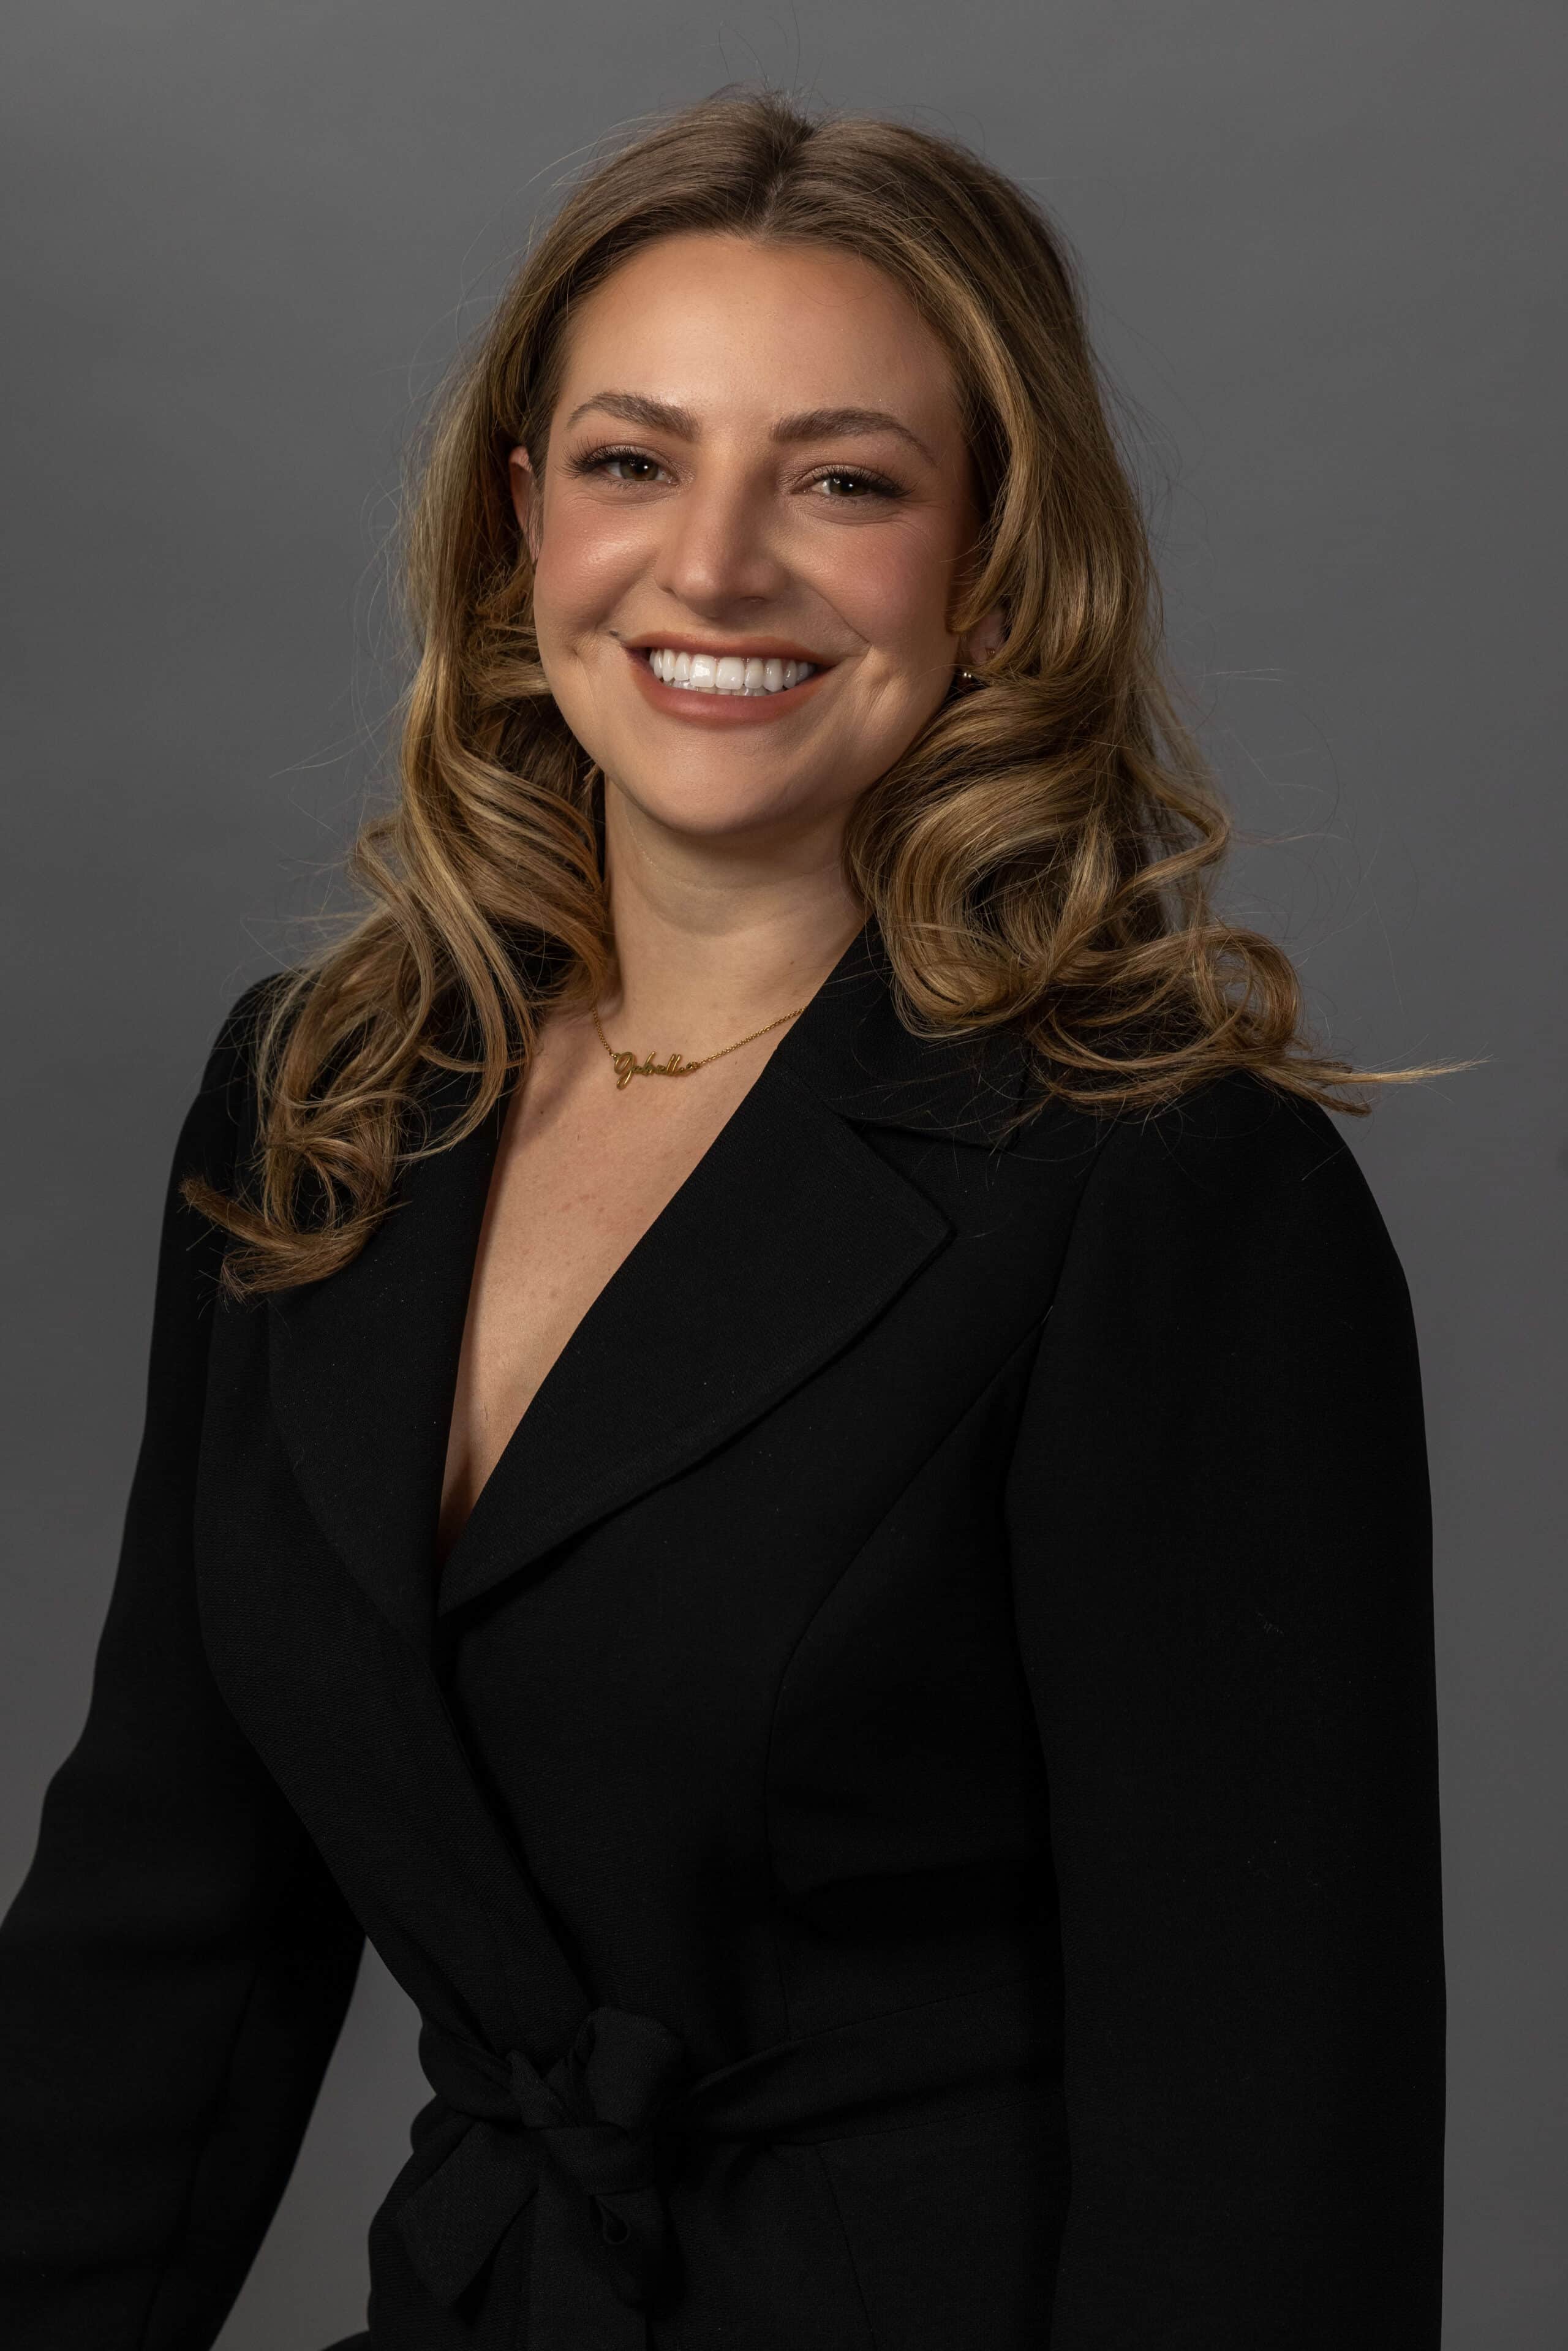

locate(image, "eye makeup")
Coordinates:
565 442 907 502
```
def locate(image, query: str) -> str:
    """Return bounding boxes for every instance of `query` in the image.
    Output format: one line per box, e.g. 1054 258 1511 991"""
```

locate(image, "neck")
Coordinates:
595 787 867 1045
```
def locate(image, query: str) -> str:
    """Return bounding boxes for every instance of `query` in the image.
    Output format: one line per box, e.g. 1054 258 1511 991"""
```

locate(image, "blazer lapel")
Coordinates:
437 921 1033 1621
263 918 1034 1643
264 1068 507 1652
435 1054 951 1619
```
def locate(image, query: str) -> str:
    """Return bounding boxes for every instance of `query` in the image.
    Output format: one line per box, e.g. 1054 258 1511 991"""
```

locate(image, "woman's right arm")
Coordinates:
0 982 368 2350
1004 1073 1445 2345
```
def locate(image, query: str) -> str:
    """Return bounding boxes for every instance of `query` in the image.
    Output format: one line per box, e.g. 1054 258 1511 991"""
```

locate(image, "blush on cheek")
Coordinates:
816 526 959 673
531 491 654 651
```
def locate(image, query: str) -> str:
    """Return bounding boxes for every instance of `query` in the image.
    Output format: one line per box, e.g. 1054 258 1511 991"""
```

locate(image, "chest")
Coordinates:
438 1032 780 1549
194 1074 1089 2048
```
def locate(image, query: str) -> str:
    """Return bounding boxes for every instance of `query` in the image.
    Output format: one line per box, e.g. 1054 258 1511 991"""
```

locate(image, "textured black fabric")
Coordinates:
0 920 1445 2347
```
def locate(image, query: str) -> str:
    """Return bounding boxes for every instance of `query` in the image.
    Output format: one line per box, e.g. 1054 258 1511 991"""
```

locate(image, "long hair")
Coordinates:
187 85 1433 1297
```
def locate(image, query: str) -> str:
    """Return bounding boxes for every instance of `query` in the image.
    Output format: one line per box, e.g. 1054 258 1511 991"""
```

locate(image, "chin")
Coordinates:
608 769 823 840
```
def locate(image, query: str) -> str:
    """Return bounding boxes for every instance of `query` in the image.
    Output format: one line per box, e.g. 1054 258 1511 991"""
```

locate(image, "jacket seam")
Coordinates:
995 1113 1121 1485
807 2141 883 2351
758 1319 1055 2044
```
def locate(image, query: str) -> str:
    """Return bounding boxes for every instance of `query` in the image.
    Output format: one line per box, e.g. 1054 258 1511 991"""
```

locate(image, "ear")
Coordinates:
508 444 541 565
957 598 1007 670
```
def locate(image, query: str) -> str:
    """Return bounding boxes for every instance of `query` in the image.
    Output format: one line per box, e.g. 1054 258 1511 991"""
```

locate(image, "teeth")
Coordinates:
646 647 817 695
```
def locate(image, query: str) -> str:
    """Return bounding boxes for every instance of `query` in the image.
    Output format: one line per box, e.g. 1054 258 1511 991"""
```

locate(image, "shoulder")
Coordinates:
1089 1068 1361 1209
1042 1069 1405 1306
179 968 296 1190
205 968 295 1077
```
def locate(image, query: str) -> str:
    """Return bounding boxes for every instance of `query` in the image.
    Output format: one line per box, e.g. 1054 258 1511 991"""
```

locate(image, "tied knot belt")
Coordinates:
393 1972 1052 2350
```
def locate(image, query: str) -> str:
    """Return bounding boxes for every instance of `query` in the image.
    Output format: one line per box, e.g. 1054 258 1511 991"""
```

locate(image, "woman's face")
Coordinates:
511 231 1001 853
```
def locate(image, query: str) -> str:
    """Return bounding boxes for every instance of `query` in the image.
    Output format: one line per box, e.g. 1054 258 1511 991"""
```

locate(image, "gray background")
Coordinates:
2 3 1562 2344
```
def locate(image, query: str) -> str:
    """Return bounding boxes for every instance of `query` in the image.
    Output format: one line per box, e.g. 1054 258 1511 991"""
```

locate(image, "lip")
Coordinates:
624 642 833 727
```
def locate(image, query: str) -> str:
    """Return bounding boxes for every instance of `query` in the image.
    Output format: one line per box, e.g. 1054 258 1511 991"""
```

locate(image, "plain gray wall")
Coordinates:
2 4 1563 2344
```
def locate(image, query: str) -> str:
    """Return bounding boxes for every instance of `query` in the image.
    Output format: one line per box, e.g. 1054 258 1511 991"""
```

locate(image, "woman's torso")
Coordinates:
196 973 1090 2347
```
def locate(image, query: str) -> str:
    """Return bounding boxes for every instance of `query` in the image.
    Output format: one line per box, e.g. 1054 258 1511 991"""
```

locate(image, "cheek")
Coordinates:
818 524 957 661
532 500 644 635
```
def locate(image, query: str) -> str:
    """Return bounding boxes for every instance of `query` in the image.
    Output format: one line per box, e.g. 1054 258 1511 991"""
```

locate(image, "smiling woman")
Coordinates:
0 84 1446 2351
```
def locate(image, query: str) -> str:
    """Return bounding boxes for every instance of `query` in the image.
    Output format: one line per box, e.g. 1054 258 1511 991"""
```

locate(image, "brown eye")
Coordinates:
810 468 902 501
568 444 667 485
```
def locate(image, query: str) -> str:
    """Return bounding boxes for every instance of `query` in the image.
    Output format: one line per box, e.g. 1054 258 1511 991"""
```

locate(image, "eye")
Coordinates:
568 443 670 485
808 467 903 502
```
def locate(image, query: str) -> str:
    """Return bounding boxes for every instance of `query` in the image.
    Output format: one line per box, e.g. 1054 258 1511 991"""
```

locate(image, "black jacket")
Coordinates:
0 919 1446 2349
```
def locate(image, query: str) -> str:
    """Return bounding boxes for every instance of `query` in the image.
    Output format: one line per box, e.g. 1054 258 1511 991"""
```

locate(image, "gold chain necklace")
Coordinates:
590 995 808 1090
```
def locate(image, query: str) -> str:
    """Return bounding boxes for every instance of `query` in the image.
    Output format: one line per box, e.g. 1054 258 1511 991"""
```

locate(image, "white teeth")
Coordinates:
646 647 817 695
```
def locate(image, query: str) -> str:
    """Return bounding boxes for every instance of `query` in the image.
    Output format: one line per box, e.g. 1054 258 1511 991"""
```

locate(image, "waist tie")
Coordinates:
393 1971 1052 2351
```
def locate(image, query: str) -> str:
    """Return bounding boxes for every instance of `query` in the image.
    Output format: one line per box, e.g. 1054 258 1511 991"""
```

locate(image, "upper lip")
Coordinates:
624 632 834 666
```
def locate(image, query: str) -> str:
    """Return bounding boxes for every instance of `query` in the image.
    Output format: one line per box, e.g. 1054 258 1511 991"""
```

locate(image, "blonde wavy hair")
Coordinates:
188 85 1433 1297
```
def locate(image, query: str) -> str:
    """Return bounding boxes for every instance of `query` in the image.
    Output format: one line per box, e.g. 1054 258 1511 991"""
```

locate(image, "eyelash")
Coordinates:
566 441 905 502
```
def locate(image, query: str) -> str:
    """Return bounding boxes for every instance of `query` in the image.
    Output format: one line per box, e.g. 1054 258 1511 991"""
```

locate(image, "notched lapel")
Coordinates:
778 921 1035 1146
260 919 1030 1645
265 1078 507 1652
435 1059 952 1622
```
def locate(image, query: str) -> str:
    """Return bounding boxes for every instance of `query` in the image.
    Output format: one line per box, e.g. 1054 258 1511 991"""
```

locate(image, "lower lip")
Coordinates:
625 646 832 726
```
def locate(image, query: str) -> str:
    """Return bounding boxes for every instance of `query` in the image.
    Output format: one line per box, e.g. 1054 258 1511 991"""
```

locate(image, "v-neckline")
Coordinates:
432 921 875 1588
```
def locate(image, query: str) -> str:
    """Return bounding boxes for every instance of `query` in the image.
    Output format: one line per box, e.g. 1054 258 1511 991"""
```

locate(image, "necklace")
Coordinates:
590 995 809 1090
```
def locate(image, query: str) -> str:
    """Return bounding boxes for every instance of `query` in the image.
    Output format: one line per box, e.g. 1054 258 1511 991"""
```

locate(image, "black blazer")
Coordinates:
0 919 1445 2350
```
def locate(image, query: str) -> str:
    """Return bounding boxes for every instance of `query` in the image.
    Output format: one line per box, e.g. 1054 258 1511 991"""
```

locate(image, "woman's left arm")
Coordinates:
1005 1074 1445 2349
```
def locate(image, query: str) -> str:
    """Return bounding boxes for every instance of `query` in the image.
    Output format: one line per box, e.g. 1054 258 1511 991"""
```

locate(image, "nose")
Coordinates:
650 462 791 617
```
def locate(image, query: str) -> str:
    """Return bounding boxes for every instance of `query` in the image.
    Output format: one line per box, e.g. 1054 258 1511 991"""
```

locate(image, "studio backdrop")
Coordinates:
1 5 1562 2347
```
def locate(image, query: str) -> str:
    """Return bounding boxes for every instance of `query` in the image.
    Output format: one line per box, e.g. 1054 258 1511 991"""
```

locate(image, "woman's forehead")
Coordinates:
552 233 963 441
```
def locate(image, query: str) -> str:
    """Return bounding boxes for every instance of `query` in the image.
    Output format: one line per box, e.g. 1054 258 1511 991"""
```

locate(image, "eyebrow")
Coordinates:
561 389 938 467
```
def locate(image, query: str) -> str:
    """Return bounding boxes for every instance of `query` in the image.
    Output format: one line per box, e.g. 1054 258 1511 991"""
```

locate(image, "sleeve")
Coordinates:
0 981 368 2350
1005 1074 1445 2349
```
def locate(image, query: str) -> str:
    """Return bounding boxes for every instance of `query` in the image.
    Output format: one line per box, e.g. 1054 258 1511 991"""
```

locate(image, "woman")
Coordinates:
0 87 1445 2351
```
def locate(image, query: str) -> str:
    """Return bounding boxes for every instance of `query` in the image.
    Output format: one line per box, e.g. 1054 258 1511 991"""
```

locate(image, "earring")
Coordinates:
952 665 987 689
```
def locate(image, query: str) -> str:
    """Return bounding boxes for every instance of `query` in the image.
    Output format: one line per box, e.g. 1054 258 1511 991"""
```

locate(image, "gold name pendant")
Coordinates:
609 1049 696 1089
592 998 811 1091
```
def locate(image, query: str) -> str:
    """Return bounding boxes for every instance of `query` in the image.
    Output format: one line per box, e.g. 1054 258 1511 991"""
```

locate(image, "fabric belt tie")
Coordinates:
392 1974 1052 2351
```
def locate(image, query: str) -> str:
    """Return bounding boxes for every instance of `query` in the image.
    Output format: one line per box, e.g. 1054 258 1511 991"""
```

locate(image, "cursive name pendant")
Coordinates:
609 1046 692 1089
592 999 809 1090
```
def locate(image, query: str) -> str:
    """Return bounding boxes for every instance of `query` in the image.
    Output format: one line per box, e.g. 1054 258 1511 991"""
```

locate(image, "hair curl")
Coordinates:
187 85 1442 1296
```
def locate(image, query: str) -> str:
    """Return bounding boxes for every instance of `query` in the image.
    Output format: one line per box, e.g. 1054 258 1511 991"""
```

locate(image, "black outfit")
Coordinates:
0 918 1445 2349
